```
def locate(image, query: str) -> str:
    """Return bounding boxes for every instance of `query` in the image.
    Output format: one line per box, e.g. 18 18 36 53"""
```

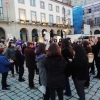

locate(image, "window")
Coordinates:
31 11 36 21
68 18 71 25
18 0 24 3
94 6 99 12
19 9 26 20
94 17 100 25
0 0 2 7
49 15 53 23
74 2 77 6
40 1 45 9
49 4 53 11
88 9 91 13
84 0 87 5
41 13 45 22
67 9 70 15
30 0 35 6
80 1 83 6
0 0 3 18
56 16 60 24
62 7 65 14
56 6 59 12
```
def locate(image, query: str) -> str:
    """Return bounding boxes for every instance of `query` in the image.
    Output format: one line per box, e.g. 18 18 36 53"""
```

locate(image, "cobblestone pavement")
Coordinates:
0 67 100 100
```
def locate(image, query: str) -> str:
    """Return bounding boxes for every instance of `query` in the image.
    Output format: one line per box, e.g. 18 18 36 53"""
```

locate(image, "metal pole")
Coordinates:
6 0 9 21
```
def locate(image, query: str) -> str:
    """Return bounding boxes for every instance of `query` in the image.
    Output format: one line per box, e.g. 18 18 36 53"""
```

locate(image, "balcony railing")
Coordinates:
0 17 11 22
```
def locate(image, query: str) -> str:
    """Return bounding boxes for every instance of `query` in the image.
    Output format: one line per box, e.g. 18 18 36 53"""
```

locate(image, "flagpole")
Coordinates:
6 0 9 21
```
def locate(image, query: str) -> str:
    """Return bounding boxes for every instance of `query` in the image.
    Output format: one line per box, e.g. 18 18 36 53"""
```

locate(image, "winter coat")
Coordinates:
45 56 68 88
15 50 24 66
36 54 47 86
0 54 11 73
5 47 17 60
71 55 89 80
24 47 36 69
61 47 73 77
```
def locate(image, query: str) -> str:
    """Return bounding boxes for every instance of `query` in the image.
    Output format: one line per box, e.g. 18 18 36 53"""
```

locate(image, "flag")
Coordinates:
6 0 8 6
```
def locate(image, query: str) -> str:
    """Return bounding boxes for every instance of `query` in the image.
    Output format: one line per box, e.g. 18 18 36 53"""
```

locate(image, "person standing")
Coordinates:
36 43 49 100
71 45 89 100
5 41 18 77
15 45 25 82
45 43 67 100
24 42 36 89
0 48 13 90
61 39 73 96
94 37 100 79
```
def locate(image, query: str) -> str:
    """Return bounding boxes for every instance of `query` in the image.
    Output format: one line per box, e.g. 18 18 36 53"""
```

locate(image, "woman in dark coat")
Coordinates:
71 45 89 100
61 39 73 96
94 37 100 79
45 43 67 100
15 45 25 82
5 41 18 77
82 41 92 88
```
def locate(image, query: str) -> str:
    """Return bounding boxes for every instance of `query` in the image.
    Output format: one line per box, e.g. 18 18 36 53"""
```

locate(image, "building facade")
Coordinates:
71 0 99 7
83 1 100 34
0 0 73 42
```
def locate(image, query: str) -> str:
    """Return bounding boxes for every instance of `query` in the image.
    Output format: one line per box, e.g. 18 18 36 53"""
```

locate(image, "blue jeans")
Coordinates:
65 77 71 96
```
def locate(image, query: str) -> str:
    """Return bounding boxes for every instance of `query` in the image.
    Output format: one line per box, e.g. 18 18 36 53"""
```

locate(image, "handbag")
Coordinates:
87 53 94 63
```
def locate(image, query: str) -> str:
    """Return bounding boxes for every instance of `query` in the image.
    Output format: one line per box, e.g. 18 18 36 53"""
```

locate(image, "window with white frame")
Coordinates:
40 1 45 9
67 9 70 15
41 13 45 22
18 0 24 3
49 4 53 11
56 16 60 24
49 15 53 23
31 11 36 21
19 9 26 20
56 6 59 12
30 0 35 6
0 0 3 18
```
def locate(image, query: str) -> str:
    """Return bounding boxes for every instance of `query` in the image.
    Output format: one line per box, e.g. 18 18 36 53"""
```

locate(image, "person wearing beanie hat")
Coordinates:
15 45 25 82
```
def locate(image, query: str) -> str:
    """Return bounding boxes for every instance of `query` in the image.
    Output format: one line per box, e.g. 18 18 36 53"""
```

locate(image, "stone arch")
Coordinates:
0 27 6 39
50 29 55 38
42 29 47 37
94 30 100 34
32 29 38 42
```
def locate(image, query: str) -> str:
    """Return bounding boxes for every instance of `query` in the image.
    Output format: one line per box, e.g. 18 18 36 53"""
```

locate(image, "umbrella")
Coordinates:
61 30 63 38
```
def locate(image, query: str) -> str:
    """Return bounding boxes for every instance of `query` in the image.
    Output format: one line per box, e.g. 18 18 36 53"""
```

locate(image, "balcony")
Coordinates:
0 17 11 22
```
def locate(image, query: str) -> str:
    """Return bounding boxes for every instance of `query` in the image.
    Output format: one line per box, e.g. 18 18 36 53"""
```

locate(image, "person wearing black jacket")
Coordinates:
45 43 68 100
94 37 100 79
15 45 25 82
71 45 89 100
61 39 73 96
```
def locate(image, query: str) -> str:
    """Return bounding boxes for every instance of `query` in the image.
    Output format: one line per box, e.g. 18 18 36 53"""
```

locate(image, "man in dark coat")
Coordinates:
15 45 25 82
24 42 36 89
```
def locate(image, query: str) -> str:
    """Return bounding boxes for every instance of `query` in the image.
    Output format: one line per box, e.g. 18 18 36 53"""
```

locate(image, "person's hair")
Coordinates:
82 41 89 48
36 43 46 55
73 45 88 66
27 42 34 47
62 38 73 54
47 43 61 57
98 37 100 42
8 41 14 48
0 48 4 54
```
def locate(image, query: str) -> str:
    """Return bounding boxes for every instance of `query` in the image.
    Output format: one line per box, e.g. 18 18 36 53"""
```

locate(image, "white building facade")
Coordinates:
83 1 100 34
0 0 73 42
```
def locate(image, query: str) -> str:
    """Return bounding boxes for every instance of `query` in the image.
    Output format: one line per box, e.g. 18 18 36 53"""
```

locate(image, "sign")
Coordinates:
7 34 13 39
84 24 90 34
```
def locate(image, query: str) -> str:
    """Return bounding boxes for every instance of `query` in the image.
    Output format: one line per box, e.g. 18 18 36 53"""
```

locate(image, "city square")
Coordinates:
0 0 100 100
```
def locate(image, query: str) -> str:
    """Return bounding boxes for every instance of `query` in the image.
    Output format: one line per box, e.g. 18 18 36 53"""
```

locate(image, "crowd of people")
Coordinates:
0 36 100 100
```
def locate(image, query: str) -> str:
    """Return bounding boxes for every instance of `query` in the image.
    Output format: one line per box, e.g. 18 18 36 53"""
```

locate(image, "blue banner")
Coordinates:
73 6 83 34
